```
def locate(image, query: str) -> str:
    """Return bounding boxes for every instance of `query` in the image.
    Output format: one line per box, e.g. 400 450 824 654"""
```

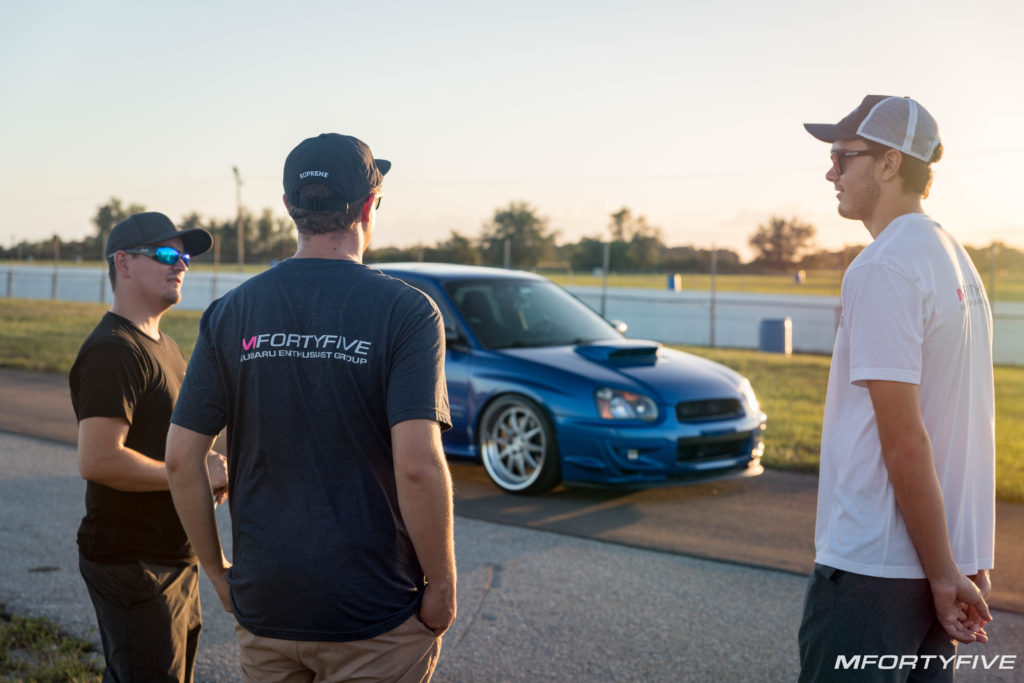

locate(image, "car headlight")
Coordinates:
738 378 760 414
595 387 659 422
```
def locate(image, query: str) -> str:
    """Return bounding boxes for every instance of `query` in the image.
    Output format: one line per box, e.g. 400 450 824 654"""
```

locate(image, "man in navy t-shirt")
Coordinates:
166 133 455 681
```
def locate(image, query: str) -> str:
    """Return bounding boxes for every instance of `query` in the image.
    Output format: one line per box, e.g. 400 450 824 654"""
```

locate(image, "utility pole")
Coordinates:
233 166 244 271
212 221 221 300
989 242 997 302
709 244 718 347
52 235 60 299
7 235 15 298
600 241 610 317
6 236 12 296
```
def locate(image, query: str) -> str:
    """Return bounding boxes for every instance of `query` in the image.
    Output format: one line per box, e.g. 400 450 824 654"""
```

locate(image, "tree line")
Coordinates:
5 197 1023 275
4 198 297 267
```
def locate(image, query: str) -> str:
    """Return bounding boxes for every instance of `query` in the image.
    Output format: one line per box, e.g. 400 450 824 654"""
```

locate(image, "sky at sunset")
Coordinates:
1 0 1022 260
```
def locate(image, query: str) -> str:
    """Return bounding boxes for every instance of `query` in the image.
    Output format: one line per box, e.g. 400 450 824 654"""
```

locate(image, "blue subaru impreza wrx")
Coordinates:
376 263 766 494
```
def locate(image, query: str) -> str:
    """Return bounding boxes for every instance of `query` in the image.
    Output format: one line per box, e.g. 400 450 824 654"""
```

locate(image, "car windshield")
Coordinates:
446 278 622 348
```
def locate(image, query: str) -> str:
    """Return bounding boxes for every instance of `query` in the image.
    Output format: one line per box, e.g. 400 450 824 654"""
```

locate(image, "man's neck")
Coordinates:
110 300 166 340
293 229 366 262
865 195 925 240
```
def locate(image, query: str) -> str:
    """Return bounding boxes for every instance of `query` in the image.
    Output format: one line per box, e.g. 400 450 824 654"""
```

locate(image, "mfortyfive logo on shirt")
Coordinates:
955 283 986 308
240 332 372 365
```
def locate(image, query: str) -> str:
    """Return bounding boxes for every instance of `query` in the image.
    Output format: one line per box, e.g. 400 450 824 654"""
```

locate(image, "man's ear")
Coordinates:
360 195 374 223
112 251 132 279
879 149 903 182
282 193 290 211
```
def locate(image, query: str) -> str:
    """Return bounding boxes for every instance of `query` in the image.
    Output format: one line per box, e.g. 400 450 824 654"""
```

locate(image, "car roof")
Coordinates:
373 262 548 283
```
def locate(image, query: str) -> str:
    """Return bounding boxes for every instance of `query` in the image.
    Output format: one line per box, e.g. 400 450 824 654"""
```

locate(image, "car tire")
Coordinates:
478 395 560 494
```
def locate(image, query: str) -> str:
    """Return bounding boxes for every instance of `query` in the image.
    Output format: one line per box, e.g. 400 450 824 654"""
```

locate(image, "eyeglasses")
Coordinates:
370 194 382 210
121 246 191 267
830 149 884 175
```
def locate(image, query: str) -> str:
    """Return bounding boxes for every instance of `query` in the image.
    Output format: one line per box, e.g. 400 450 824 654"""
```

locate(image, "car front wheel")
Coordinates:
478 395 560 494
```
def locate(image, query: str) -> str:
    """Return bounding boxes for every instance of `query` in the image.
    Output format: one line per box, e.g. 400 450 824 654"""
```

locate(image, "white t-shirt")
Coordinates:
815 213 995 579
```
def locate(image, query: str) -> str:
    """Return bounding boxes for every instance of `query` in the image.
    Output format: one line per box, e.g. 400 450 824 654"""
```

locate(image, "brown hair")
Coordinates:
866 139 942 198
287 184 379 235
897 142 943 199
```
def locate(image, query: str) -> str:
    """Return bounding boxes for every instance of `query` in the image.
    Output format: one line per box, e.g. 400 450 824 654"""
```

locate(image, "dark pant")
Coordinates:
79 554 202 683
798 564 956 682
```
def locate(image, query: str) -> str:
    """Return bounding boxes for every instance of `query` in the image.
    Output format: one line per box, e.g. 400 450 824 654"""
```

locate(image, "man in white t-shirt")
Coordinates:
797 95 996 682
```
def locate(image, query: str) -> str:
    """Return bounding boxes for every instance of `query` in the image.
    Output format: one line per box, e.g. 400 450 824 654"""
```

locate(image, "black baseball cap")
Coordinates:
804 95 942 163
283 133 390 211
105 212 212 262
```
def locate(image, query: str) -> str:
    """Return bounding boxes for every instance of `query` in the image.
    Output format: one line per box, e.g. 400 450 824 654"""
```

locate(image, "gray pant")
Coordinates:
798 564 956 682
79 554 202 683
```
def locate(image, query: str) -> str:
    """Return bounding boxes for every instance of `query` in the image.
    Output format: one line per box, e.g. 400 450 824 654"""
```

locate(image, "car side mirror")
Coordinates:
445 326 468 351
609 319 628 335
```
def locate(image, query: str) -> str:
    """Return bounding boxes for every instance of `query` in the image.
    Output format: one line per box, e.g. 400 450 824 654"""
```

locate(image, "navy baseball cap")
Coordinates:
106 212 212 261
283 133 391 211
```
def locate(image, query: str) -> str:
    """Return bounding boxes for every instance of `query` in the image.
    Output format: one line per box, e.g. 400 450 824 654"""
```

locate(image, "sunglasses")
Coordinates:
121 246 191 267
830 149 885 175
370 194 382 210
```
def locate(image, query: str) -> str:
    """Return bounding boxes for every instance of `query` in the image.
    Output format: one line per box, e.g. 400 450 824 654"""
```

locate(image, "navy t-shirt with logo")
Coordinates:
171 258 451 642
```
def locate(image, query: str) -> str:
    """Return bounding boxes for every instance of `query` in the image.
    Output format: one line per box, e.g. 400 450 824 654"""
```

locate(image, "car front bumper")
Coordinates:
554 414 766 486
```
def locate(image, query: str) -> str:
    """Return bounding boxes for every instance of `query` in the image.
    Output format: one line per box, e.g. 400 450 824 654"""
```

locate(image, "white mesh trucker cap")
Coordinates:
804 95 941 163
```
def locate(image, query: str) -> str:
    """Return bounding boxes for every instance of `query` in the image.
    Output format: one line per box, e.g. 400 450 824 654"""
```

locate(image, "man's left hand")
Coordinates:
206 451 228 504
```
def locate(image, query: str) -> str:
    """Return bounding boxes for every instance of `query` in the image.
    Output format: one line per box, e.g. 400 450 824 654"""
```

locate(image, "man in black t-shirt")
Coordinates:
167 133 456 682
70 212 226 682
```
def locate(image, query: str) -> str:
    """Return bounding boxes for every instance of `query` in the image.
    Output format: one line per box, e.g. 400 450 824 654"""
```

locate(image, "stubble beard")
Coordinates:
837 172 881 222
162 288 183 307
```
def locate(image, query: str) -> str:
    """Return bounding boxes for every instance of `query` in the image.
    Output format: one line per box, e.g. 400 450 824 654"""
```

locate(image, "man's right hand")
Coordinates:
419 579 456 636
931 573 992 644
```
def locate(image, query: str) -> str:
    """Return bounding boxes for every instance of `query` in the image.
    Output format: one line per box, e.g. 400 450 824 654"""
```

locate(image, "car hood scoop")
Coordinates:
574 339 661 365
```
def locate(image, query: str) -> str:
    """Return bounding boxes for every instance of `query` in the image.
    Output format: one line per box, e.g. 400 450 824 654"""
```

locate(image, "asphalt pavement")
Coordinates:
1 369 1022 682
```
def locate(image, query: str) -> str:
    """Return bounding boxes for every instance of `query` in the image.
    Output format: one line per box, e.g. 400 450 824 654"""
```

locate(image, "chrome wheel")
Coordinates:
479 396 560 494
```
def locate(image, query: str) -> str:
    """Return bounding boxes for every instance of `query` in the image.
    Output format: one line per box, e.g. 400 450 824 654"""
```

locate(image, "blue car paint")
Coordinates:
376 263 766 488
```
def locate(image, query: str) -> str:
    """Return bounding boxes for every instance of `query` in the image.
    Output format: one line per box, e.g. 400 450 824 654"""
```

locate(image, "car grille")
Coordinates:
677 432 751 463
675 398 743 422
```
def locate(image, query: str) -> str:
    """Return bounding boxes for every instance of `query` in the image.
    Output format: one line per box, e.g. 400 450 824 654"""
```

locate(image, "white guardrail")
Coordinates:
3 264 1023 366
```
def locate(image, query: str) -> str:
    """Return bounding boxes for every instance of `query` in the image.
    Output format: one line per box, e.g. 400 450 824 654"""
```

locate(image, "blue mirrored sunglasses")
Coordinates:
121 246 191 267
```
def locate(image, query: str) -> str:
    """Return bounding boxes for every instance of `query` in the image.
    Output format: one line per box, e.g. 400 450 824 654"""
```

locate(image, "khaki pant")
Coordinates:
235 613 442 683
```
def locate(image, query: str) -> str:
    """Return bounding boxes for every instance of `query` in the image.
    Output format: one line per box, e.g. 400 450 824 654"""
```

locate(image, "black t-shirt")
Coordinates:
69 312 194 565
172 259 451 642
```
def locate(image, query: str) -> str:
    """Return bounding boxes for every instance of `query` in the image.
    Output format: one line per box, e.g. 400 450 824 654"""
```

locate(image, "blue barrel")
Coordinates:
759 317 792 354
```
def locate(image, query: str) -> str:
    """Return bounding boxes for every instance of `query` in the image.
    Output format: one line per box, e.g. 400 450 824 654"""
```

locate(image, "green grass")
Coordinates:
0 605 101 681
1 298 1021 502
0 300 203 373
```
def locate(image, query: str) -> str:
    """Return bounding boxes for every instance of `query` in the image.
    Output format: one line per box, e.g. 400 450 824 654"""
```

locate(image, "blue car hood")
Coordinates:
498 339 744 401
